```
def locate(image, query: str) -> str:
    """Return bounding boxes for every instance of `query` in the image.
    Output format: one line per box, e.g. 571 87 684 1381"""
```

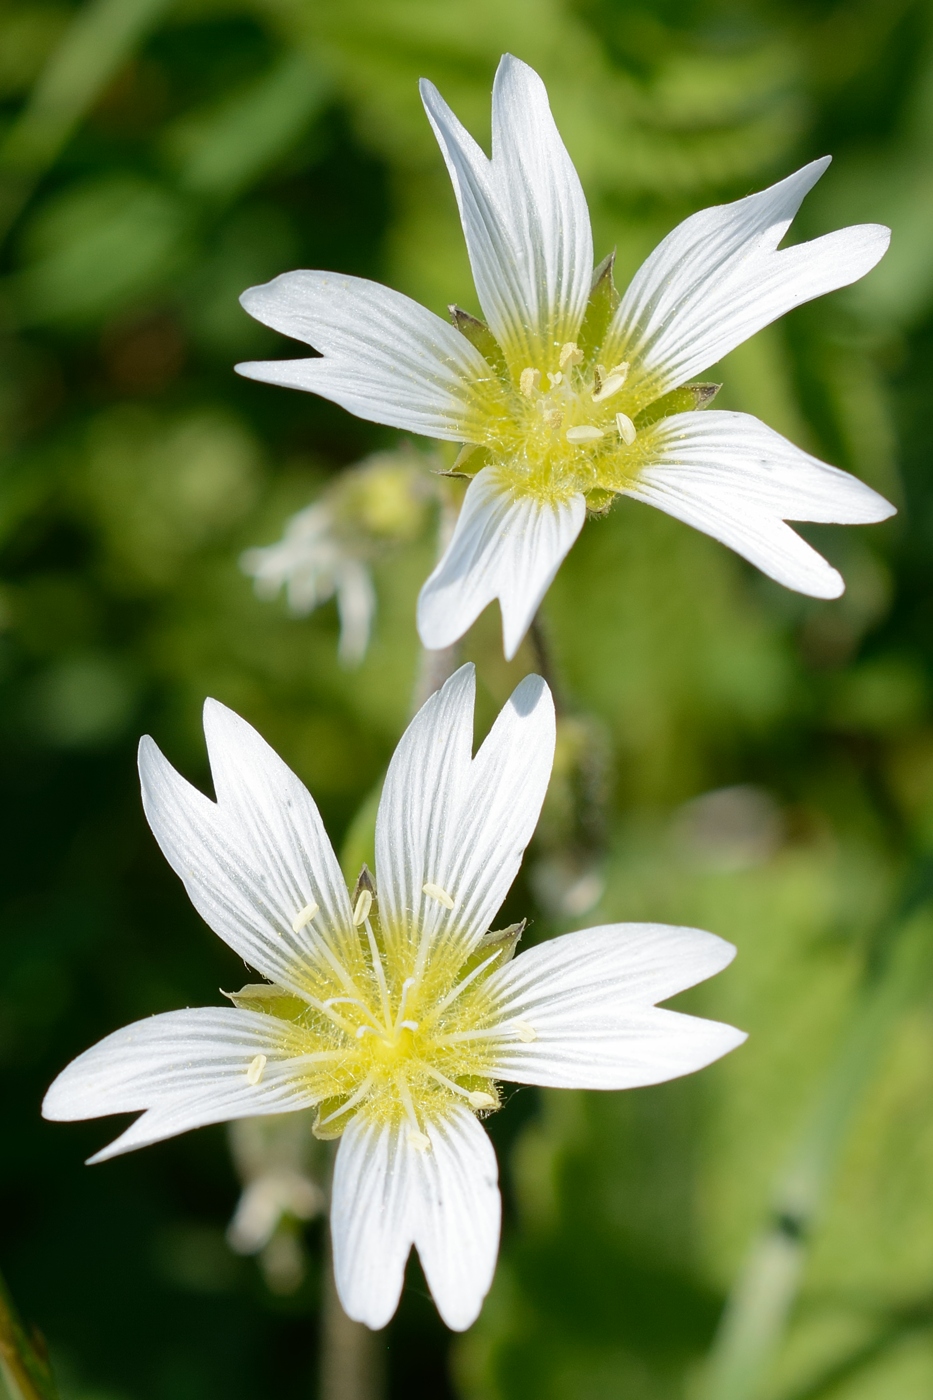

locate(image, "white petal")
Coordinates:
417 466 586 659
331 1107 500 1332
139 699 354 997
331 1114 416 1330
605 159 890 401
486 923 746 1089
236 271 493 441
421 55 593 366
375 664 555 965
410 1108 500 1331
42 1007 318 1162
625 410 895 598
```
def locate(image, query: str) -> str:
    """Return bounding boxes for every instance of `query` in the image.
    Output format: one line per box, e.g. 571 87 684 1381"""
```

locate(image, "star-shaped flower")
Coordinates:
44 666 744 1330
236 56 895 659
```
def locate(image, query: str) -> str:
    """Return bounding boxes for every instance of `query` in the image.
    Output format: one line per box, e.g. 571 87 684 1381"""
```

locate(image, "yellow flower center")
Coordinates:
233 881 514 1147
476 341 649 506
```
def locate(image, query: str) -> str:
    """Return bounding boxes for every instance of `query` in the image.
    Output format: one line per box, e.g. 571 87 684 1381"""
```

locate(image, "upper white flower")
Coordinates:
235 55 895 660
44 665 744 1330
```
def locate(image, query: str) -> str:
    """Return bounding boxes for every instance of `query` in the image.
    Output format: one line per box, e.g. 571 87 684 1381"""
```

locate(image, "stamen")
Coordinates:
422 882 455 910
399 1020 419 1032
397 1079 432 1153
615 412 637 446
519 367 540 397
566 425 605 444
290 901 319 933
592 373 626 403
547 371 563 387
424 947 504 1021
544 408 563 431
513 1020 538 1042
425 1066 497 1111
317 1075 374 1128
609 361 630 379
352 889 373 925
246 1054 267 1085
469 1091 497 1109
559 341 583 369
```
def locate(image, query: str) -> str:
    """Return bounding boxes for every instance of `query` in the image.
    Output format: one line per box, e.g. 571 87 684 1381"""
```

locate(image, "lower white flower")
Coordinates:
43 665 746 1331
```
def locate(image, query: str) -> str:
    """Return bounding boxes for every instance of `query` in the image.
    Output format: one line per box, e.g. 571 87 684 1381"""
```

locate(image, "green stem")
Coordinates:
0 1268 58 1400
318 1146 385 1400
701 870 933 1400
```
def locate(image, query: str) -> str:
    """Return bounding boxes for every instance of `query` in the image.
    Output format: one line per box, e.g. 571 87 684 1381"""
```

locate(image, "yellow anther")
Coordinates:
246 1053 267 1085
547 371 563 387
559 341 583 369
408 1130 431 1151
592 373 627 403
565 425 605 444
609 361 630 380
519 367 540 397
422 882 455 909
468 1091 497 1109
514 1020 537 1043
352 889 373 925
291 901 319 933
615 412 637 446
543 408 564 431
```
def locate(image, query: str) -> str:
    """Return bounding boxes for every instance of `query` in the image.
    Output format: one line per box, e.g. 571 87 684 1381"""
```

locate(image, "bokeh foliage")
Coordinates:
2 0 933 1397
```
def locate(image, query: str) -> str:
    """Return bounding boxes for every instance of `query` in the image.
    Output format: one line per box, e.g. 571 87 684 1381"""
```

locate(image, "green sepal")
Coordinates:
585 490 615 517
578 251 620 355
459 920 526 981
312 1096 354 1140
449 305 508 377
435 443 488 478
221 982 307 1022
634 382 721 428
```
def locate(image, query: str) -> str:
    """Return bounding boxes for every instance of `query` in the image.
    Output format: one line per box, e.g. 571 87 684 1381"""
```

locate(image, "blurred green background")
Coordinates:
4 0 933 1396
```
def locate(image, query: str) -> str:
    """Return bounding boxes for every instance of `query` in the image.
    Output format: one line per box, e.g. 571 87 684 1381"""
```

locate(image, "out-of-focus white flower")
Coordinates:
43 665 745 1331
242 501 376 665
241 448 436 665
236 56 894 660
226 1114 324 1294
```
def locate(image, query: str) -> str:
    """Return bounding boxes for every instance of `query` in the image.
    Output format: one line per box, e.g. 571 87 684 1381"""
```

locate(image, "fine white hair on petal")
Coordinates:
41 1008 319 1163
236 271 493 441
417 466 587 659
625 410 896 598
420 54 593 366
375 663 555 966
605 158 890 403
331 1107 500 1332
138 699 354 997
486 923 746 1089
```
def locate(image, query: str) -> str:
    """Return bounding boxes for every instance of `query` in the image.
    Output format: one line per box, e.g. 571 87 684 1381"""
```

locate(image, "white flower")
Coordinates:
241 449 436 666
43 665 745 1331
235 55 894 660
242 500 376 665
